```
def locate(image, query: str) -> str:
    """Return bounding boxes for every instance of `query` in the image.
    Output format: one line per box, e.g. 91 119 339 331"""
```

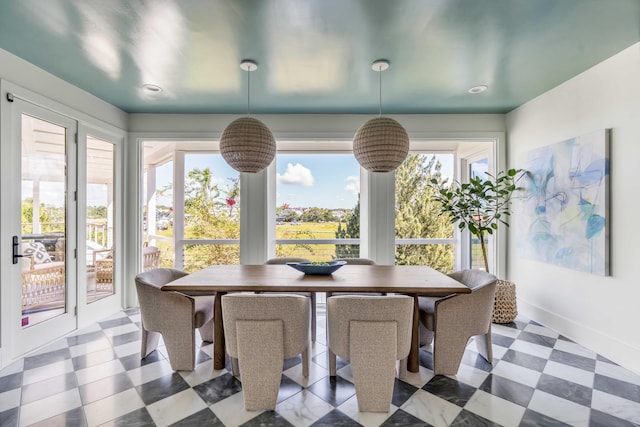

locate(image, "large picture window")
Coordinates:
275 153 361 261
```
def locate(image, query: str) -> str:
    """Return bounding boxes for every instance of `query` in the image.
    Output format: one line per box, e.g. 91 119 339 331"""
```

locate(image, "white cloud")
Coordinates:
277 163 314 186
344 175 360 195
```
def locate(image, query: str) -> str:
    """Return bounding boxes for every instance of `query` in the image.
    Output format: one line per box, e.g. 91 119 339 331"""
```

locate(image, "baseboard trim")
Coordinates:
518 299 640 376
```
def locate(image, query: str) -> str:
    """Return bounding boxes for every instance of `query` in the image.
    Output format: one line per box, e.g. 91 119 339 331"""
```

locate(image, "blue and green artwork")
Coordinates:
515 130 610 276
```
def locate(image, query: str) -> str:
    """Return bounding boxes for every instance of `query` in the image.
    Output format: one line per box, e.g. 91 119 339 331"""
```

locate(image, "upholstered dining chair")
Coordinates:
327 295 413 412
222 294 311 411
264 257 317 342
135 268 215 371
326 257 380 374
418 269 497 375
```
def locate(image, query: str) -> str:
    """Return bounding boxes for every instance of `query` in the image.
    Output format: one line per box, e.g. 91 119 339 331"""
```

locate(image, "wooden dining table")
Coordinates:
161 264 470 373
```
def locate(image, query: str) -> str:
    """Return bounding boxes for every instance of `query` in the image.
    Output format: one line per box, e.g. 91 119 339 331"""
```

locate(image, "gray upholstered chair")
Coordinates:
327 295 413 412
135 268 214 371
418 269 497 375
222 294 311 411
264 257 317 342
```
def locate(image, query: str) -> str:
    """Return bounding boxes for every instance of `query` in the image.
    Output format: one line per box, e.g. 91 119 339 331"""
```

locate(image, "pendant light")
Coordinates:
220 60 276 173
353 60 409 172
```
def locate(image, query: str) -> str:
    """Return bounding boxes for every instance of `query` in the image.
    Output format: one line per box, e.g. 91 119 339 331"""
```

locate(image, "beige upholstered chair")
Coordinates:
135 268 214 371
222 294 311 411
264 257 317 342
326 257 380 373
327 295 413 412
418 269 497 376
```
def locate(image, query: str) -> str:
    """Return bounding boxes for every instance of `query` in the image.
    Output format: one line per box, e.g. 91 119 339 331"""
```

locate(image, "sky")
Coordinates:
26 151 454 211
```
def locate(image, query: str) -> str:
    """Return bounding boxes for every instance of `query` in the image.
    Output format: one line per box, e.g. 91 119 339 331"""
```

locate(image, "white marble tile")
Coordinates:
102 311 129 321
113 340 142 358
509 340 553 359
491 360 541 388
29 337 71 355
276 389 334 427
0 388 21 412
553 340 597 359
19 388 82 427
210 392 262 426
543 360 594 388
0 359 24 378
491 344 509 360
524 323 559 339
68 323 102 336
491 324 522 339
595 360 640 386
401 366 435 389
449 364 491 388
22 359 74 385
400 389 461 427
126 359 174 387
147 388 208 427
75 358 125 386
101 322 140 337
336 364 354 383
128 313 142 323
83 387 145 427
68 337 113 358
179 360 228 387
591 389 640 424
527 390 590 427
311 341 328 357
338 394 398 427
464 389 526 426
283 358 328 388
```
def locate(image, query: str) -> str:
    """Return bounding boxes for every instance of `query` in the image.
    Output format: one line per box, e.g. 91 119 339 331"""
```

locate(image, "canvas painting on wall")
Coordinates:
515 129 610 276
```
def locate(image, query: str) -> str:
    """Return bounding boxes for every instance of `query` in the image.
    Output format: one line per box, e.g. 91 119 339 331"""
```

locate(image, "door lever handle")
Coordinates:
13 235 24 264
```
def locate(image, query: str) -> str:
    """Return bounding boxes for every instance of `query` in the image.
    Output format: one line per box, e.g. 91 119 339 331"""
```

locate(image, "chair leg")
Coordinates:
350 320 397 412
398 358 407 380
329 349 337 376
433 333 471 376
236 319 284 411
302 347 310 378
198 316 214 343
231 357 240 377
141 327 160 358
475 331 493 364
163 329 196 371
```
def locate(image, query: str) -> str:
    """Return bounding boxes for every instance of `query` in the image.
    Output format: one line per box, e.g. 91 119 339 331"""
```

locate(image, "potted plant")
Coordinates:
429 168 524 323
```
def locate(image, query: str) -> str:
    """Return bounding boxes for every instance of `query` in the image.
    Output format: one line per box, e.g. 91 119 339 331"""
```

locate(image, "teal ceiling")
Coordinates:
0 0 638 114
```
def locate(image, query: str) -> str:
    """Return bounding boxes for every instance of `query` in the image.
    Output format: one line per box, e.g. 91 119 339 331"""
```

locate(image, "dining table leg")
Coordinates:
213 291 226 370
407 294 420 373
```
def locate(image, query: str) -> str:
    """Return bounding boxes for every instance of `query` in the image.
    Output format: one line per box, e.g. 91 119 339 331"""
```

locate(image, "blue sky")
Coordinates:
154 152 453 209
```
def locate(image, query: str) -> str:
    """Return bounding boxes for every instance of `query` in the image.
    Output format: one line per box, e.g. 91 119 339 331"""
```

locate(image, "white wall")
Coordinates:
506 43 640 374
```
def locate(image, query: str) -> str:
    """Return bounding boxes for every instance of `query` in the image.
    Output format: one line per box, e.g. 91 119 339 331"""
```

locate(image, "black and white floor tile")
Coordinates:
1 307 639 426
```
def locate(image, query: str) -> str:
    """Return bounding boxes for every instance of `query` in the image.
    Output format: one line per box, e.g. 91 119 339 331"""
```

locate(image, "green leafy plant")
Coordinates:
430 168 523 273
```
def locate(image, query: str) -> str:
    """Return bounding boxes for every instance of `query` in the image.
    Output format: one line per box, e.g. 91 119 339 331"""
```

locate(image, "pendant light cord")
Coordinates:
378 65 382 117
247 68 251 116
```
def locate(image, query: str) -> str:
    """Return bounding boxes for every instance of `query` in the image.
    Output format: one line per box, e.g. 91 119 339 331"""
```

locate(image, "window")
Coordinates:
143 142 240 272
275 152 360 261
394 153 455 272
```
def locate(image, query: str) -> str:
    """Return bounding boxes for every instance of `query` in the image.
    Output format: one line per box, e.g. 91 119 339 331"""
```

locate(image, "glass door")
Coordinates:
12 102 77 357
77 125 122 325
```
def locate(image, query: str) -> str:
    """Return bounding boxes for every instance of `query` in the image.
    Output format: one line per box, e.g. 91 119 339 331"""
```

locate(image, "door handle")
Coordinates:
13 235 24 264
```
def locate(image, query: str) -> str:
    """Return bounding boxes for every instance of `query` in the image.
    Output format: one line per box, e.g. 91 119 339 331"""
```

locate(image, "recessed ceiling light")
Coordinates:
468 85 488 94
142 84 163 93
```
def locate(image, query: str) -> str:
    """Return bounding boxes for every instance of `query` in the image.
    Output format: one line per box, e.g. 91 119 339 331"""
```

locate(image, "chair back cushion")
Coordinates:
265 257 311 264
135 268 191 331
221 294 310 358
447 269 497 289
333 258 376 265
22 242 52 264
327 295 413 359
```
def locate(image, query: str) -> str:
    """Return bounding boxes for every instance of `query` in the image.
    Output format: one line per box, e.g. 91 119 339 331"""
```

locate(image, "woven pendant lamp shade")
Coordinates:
220 117 276 173
353 117 410 172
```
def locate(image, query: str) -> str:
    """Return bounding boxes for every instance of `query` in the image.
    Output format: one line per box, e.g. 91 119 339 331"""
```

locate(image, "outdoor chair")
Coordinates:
95 245 161 289
20 241 65 307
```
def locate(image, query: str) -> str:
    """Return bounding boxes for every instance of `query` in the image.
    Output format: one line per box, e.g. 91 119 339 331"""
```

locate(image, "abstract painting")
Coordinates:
515 130 610 275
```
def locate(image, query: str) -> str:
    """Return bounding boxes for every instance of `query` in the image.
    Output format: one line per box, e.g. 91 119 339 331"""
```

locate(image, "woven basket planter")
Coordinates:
492 279 518 323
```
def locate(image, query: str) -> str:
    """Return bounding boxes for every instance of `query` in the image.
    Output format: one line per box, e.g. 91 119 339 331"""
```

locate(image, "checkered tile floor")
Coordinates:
1 307 639 426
